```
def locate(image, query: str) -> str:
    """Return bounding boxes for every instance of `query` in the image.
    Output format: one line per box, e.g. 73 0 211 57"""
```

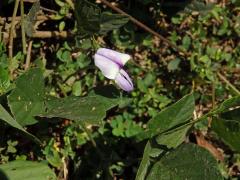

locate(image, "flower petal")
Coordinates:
94 54 120 79
115 69 134 92
96 48 131 67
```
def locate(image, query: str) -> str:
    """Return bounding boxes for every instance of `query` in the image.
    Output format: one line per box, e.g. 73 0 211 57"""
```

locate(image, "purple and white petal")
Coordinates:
94 54 120 79
115 69 134 92
96 48 131 67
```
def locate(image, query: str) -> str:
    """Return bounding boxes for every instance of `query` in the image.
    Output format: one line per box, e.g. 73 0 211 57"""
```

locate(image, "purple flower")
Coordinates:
94 48 134 92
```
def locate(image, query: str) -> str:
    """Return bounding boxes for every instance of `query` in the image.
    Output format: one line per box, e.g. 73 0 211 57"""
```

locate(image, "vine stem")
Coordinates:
217 72 240 95
20 0 27 54
9 0 20 66
99 0 189 56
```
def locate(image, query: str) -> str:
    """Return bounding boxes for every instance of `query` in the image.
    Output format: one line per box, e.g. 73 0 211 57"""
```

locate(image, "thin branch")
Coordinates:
99 0 189 56
63 157 69 180
31 31 73 38
3 30 73 40
20 0 27 54
195 131 224 161
0 26 2 42
0 15 55 24
40 6 58 14
217 72 240 95
9 0 20 62
24 40 33 70
0 14 73 25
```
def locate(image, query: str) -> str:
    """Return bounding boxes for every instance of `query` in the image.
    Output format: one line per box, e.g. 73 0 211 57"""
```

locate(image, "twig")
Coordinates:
40 6 58 14
4 30 73 40
195 131 224 161
24 40 33 70
31 31 72 38
62 157 69 180
9 0 20 64
0 15 58 24
0 13 73 25
20 0 27 54
0 26 2 42
99 0 189 56
217 72 240 95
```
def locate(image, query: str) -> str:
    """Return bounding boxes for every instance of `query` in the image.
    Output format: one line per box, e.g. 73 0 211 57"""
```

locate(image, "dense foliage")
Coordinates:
0 0 240 179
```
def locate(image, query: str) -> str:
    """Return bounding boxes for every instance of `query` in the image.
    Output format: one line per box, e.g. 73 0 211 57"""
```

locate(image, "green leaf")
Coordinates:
46 150 62 168
41 96 113 124
143 73 155 87
167 58 181 71
76 53 91 69
72 81 82 96
0 66 10 95
43 139 62 168
137 93 195 141
0 160 56 180
184 1 215 15
146 143 223 180
99 12 129 35
182 35 191 50
40 85 122 124
0 104 40 143
137 79 148 92
23 0 40 37
8 68 45 126
110 115 142 138
59 21 66 31
212 109 240 152
74 0 101 37
56 49 72 62
135 141 152 180
155 124 191 148
137 73 156 92
55 0 65 7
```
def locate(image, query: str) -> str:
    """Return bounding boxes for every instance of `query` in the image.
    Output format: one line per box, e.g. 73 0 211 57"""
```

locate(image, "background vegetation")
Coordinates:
0 0 240 179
